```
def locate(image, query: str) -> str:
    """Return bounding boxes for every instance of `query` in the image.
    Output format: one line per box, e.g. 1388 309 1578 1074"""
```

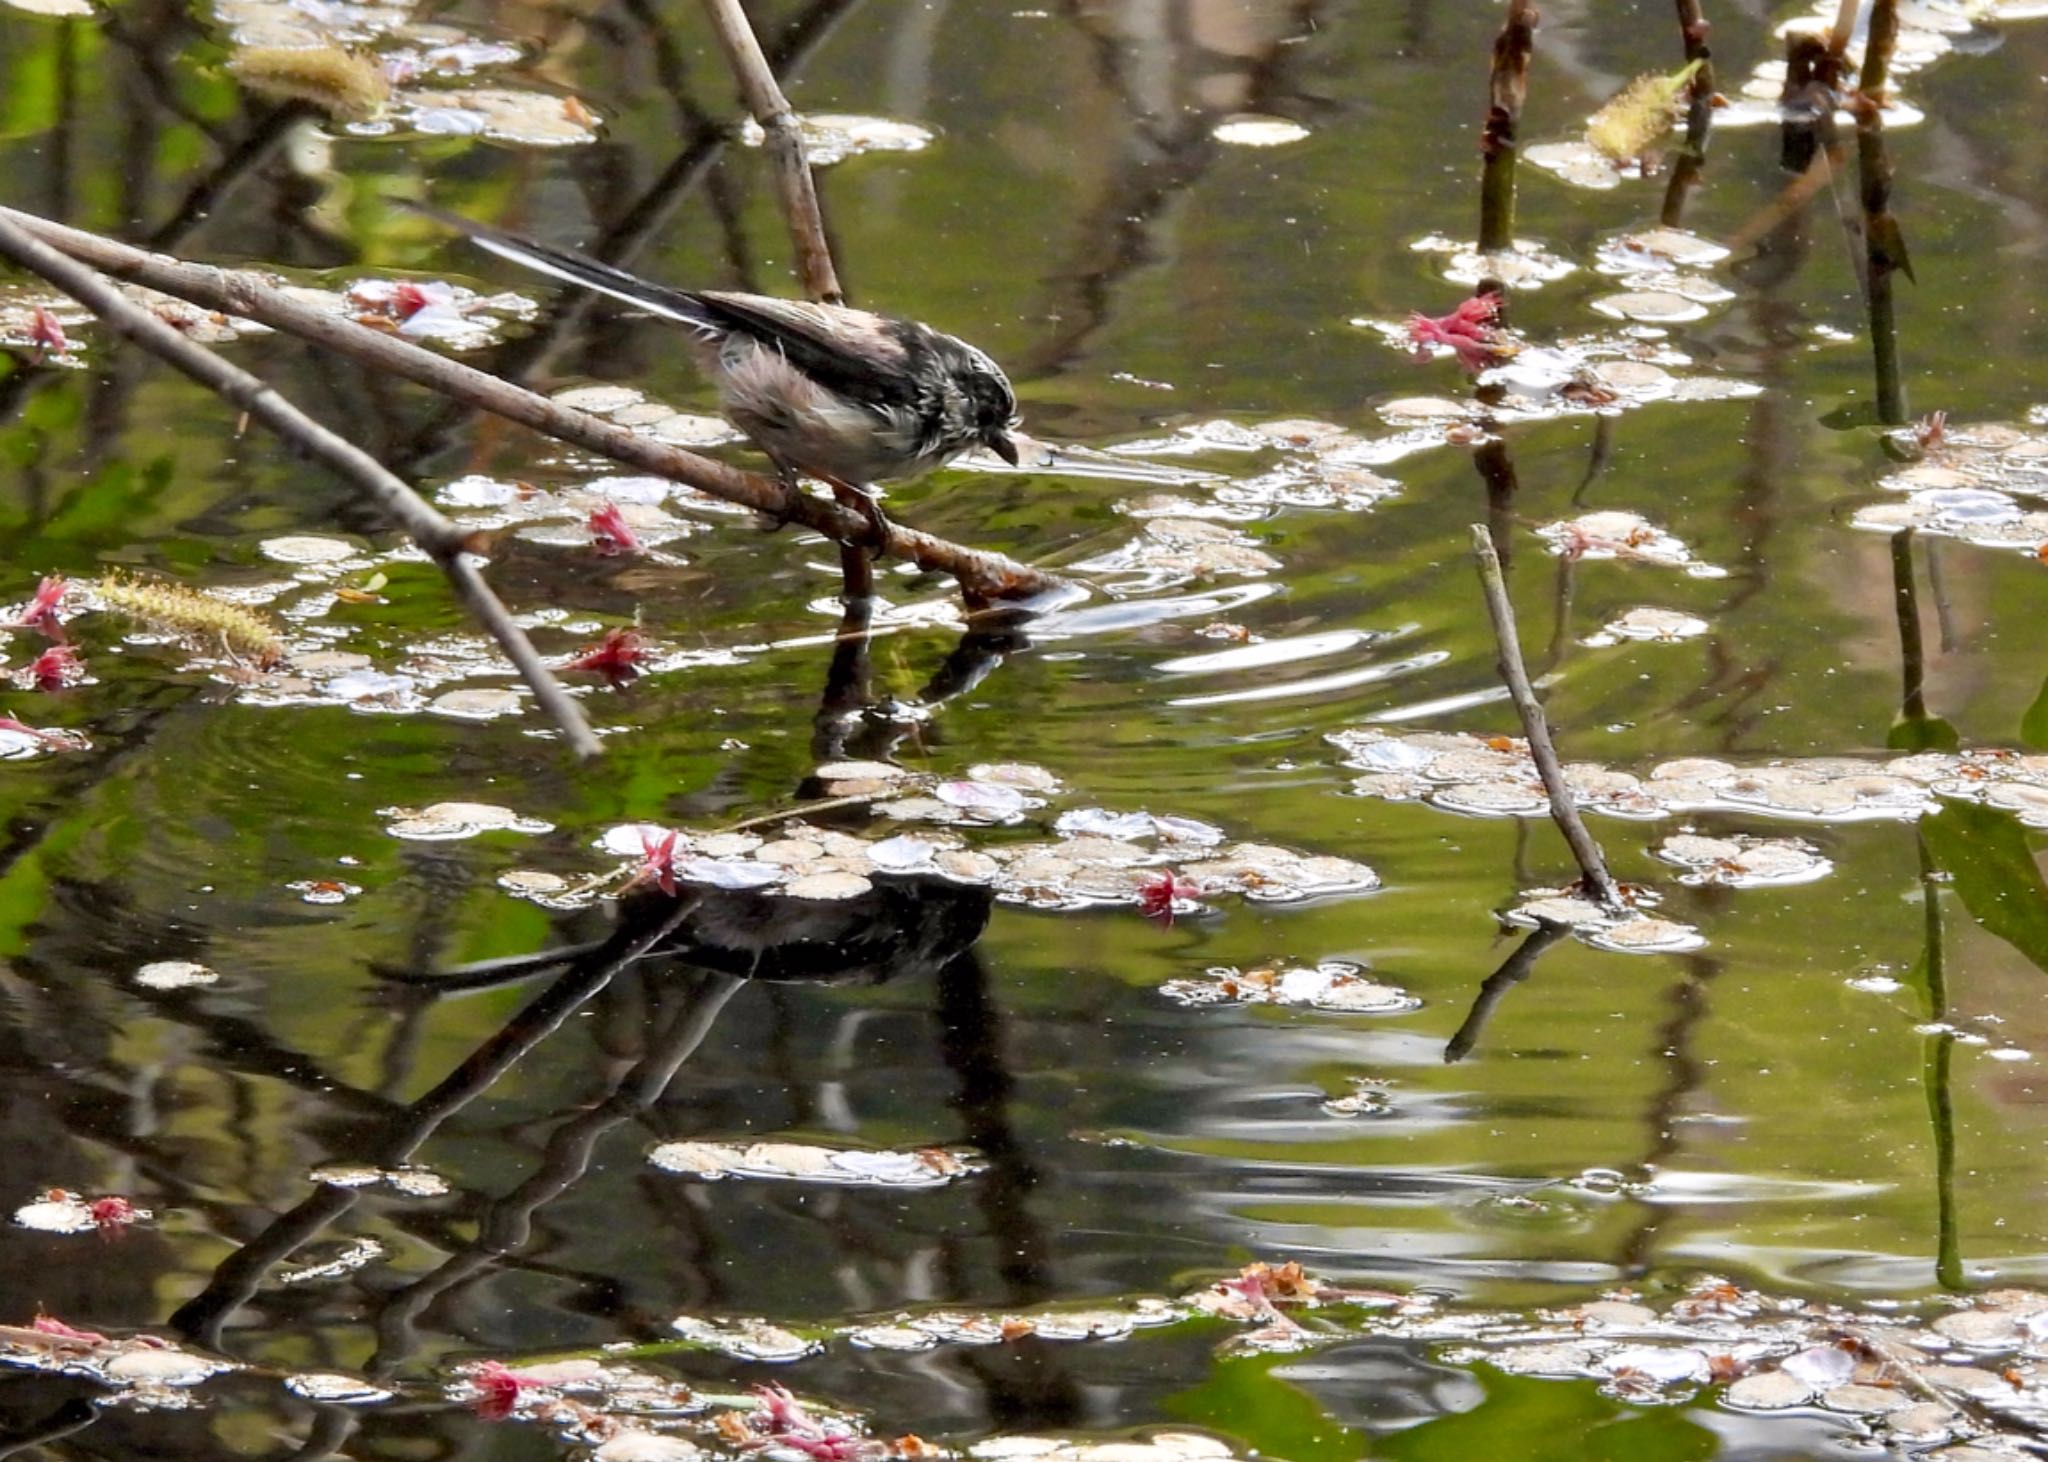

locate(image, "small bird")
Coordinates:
416 206 1022 546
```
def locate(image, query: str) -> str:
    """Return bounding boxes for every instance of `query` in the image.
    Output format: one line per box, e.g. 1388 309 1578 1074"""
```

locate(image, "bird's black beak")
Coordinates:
987 430 1021 466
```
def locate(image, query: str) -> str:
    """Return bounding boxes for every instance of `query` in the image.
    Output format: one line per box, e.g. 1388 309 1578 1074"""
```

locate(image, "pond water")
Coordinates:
4 0 2048 1456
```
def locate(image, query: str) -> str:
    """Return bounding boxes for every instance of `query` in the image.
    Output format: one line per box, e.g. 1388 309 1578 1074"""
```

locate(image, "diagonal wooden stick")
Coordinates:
0 210 603 760
1469 524 1623 912
700 0 844 305
0 206 1058 607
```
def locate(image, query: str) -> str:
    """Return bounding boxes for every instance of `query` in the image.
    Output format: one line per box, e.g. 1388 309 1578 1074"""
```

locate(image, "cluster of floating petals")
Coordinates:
284 1372 396 1404
1210 114 1309 146
849 1302 1181 1352
1069 517 1281 592
1408 234 1575 290
552 385 748 453
1585 606 1711 645
672 1316 821 1364
623 1268 2048 1453
1323 1078 1395 1118
1654 833 1832 887
69 1269 2045 1447
649 1141 983 1188
973 1435 1239 1462
132 959 220 990
667 1261 1399 1367
1159 960 1420 1013
1854 419 2048 553
1502 888 1707 955
382 801 553 840
1105 418 1402 518
511 764 1376 912
1334 727 2048 830
278 1238 386 1284
0 1316 232 1407
445 1357 701 1458
12 1189 150 1235
374 86 603 146
331 277 540 349
1537 510 1724 574
1587 229 1735 332
308 1163 451 1196
434 471 717 563
0 715 86 757
1523 140 1656 192
737 113 933 166
1406 1278 2048 1454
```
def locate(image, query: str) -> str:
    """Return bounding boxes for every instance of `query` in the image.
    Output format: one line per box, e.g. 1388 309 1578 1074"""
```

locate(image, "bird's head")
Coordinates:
947 342 1021 465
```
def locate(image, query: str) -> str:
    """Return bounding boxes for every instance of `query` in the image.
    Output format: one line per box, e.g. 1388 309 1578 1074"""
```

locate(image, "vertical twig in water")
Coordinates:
0 212 604 760
1915 831 1963 1290
1780 30 1835 174
1479 0 1539 255
1891 528 1928 726
1854 0 1910 425
1860 0 1899 96
1661 0 1716 226
1674 0 1715 98
700 0 844 305
1469 524 1624 912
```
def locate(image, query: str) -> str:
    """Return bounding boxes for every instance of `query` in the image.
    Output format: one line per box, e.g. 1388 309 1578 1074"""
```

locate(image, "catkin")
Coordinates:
229 47 391 121
94 574 285 669
1585 61 1702 164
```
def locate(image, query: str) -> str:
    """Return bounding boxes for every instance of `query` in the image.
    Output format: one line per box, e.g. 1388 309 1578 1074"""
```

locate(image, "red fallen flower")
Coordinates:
0 715 80 748
392 281 433 319
31 1314 107 1346
26 644 81 691
776 1433 871 1461
751 1384 816 1434
1407 293 1511 373
4 576 66 633
88 1196 140 1234
1138 869 1198 925
467 1360 569 1420
588 502 644 557
564 627 650 679
637 829 680 897
27 307 68 362
1211 1273 1304 1331
744 1385 872 1461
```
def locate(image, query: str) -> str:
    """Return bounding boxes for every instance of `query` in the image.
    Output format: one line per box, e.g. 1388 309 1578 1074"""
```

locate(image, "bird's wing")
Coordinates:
692 292 921 410
406 201 721 335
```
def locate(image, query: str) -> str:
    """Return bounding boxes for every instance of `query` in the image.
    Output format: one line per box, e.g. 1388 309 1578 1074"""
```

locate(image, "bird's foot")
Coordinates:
826 477 892 560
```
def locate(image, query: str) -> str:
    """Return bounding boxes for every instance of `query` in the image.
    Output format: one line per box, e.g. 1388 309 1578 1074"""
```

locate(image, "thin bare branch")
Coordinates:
0 210 604 759
1468 524 1623 913
700 0 843 304
0 206 1056 606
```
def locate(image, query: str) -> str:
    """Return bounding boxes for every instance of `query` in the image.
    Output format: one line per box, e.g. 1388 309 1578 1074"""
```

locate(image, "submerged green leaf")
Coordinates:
1921 802 2048 976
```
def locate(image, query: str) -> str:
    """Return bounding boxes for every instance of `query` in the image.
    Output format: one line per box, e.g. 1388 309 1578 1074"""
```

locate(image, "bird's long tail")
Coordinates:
405 201 718 334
